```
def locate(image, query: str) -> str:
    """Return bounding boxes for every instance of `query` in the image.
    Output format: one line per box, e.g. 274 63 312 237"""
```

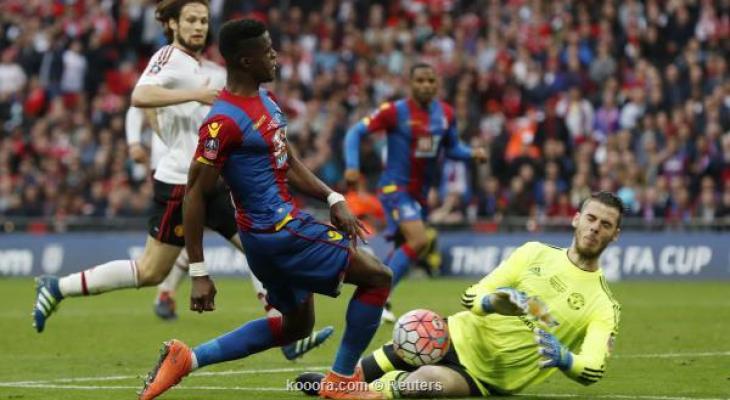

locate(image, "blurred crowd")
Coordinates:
0 0 729 230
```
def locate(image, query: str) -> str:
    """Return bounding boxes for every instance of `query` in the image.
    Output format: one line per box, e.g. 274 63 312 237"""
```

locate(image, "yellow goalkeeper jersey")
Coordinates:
448 241 621 395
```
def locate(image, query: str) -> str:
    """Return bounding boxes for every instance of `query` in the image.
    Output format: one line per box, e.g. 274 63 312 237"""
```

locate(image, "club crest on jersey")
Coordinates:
208 121 222 138
204 137 219 160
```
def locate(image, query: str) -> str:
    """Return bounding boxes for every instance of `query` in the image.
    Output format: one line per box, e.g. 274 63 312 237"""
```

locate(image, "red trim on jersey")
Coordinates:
156 46 174 69
401 243 419 260
406 99 429 202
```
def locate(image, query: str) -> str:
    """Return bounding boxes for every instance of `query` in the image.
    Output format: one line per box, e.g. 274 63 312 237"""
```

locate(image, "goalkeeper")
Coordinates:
297 192 622 398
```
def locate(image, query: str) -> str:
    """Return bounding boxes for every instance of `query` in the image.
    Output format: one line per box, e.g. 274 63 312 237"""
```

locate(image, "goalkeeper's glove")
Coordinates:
535 328 573 370
462 287 528 316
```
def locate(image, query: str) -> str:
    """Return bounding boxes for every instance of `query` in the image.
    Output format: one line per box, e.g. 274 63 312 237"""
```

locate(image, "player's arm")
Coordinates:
131 84 218 108
131 49 219 108
460 242 537 316
125 106 148 164
184 117 241 312
343 102 396 184
443 109 487 162
287 147 368 246
536 307 619 385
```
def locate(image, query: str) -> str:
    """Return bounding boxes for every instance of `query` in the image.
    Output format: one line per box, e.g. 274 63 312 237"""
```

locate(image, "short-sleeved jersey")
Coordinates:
194 88 294 232
136 45 226 184
344 99 472 202
450 242 621 393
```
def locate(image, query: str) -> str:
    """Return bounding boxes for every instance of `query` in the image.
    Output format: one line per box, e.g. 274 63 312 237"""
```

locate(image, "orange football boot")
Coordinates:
319 368 385 399
138 339 193 400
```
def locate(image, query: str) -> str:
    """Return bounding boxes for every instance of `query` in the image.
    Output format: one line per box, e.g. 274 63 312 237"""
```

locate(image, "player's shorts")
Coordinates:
238 212 351 314
378 190 426 239
148 179 238 247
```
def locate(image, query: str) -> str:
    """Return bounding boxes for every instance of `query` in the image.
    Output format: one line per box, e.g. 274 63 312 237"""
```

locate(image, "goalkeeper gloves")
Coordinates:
535 328 573 370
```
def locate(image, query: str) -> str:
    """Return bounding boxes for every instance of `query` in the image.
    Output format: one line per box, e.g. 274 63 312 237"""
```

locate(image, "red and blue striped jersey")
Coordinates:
193 88 295 232
344 98 473 203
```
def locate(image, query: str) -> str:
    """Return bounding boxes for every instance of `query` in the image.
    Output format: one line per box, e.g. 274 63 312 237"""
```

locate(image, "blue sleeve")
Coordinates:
344 121 369 170
444 123 473 161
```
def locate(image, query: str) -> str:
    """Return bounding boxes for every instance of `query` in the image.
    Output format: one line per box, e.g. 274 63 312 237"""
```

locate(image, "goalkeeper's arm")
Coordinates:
535 317 617 385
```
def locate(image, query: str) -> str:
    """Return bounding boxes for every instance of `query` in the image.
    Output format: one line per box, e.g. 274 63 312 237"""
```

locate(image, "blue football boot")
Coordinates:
281 326 335 360
33 276 64 333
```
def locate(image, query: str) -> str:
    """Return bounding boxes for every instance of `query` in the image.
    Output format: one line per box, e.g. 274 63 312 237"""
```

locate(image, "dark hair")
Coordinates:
218 18 267 66
581 192 625 227
410 62 433 77
155 0 210 42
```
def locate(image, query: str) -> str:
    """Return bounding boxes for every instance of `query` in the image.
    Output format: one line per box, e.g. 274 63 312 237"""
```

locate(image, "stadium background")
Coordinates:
0 1 729 399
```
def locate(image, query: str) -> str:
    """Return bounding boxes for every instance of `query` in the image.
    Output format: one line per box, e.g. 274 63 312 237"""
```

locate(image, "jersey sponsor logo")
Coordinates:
208 121 222 138
203 137 219 160
272 127 288 169
567 292 585 310
327 230 344 242
414 135 442 158
549 275 567 293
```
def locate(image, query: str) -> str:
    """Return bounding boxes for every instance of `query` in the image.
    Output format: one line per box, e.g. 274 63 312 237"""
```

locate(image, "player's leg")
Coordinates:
153 249 188 320
371 366 472 398
33 235 181 333
224 233 335 360
33 180 185 333
139 287 314 400
312 247 391 398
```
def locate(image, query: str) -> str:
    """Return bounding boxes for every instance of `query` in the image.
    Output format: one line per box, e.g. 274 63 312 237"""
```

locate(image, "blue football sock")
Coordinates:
332 288 388 376
388 245 418 287
193 317 280 368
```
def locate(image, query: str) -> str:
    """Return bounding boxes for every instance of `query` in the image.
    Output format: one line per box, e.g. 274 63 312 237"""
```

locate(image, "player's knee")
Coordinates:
408 366 442 383
135 261 167 286
282 319 314 342
371 262 393 289
405 235 428 256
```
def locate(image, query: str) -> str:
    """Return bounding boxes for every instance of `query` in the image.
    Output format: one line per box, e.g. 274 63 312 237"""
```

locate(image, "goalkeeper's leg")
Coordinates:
370 366 471 398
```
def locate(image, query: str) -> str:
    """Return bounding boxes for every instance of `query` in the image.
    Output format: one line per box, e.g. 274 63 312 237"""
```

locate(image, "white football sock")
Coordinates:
157 250 188 295
58 260 139 297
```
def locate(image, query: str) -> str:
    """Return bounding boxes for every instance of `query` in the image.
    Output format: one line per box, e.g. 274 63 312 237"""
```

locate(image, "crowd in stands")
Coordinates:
0 0 729 230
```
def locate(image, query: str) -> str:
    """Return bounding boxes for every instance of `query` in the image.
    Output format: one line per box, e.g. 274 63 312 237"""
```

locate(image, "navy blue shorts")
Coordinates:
378 191 426 238
239 212 351 314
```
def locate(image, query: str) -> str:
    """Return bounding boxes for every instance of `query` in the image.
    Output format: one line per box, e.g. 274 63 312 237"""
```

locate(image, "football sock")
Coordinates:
192 317 284 370
361 344 417 382
156 257 187 295
58 260 138 297
333 286 389 376
388 244 419 286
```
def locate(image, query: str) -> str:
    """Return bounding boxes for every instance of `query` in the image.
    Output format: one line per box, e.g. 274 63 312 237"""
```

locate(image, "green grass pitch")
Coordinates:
1 277 728 399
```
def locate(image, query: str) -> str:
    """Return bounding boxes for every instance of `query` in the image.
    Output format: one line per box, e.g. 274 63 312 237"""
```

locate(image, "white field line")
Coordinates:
614 351 730 359
0 365 328 387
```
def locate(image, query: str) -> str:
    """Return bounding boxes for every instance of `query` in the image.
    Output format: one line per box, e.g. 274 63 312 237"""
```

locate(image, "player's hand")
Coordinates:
128 143 148 164
330 201 369 248
344 169 360 188
196 87 220 105
472 147 488 163
486 287 531 316
190 276 217 313
535 328 573 370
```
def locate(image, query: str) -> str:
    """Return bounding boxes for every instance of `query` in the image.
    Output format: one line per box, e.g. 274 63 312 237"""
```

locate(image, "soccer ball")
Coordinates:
392 309 450 366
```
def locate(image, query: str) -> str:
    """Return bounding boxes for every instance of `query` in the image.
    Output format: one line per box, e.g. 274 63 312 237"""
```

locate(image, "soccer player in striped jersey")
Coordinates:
33 0 332 361
343 63 487 322
299 192 623 398
138 18 392 400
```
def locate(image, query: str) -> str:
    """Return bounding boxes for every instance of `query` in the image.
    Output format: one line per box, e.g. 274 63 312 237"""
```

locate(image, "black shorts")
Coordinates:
148 179 238 247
